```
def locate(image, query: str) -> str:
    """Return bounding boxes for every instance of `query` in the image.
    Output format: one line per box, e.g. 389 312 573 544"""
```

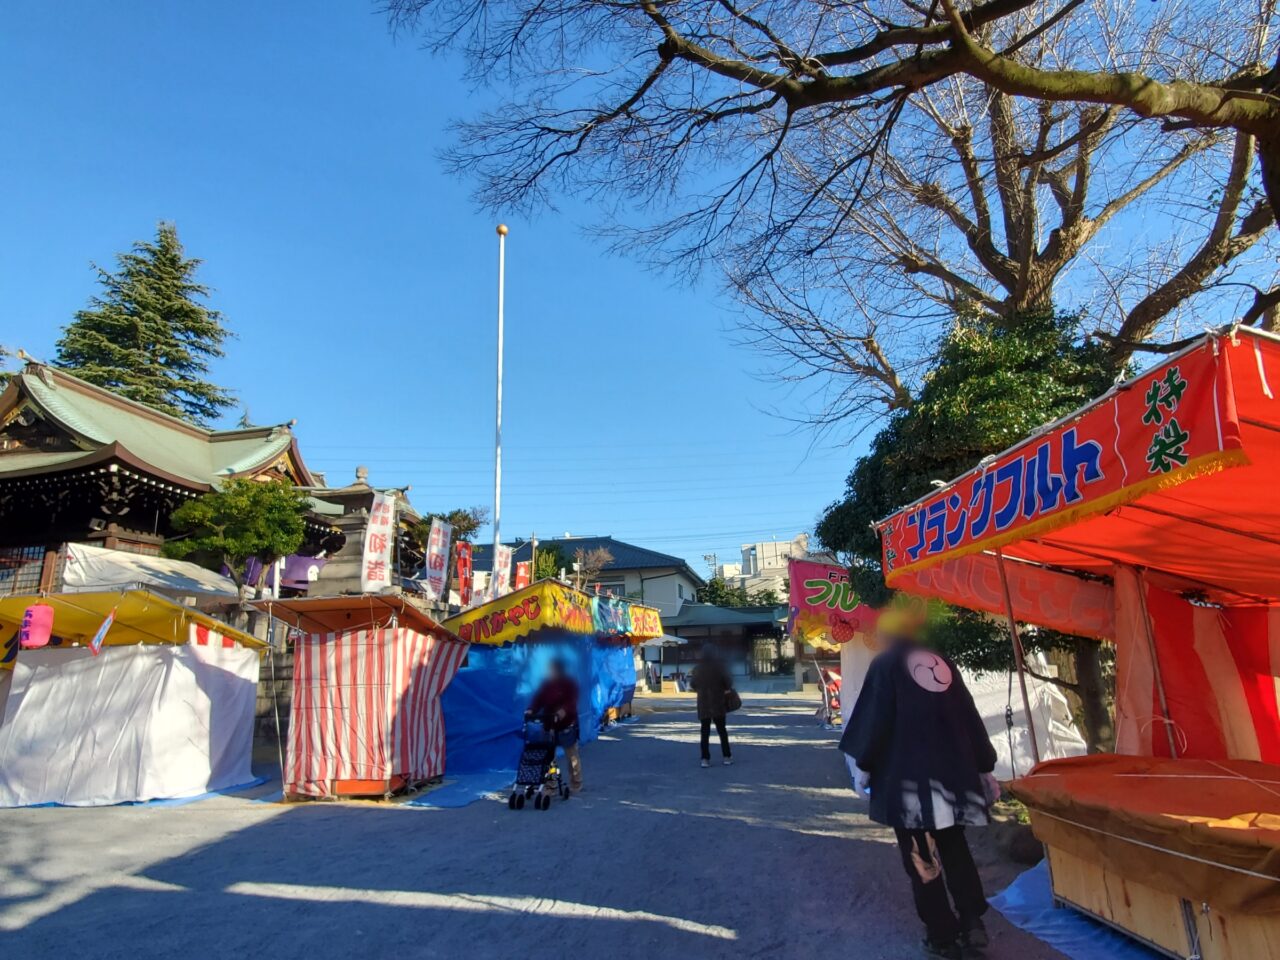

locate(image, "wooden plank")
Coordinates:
1197 906 1280 960
1046 845 1190 957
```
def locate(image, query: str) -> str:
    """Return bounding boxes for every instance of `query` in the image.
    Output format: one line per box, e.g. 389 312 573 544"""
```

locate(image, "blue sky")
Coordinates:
0 2 856 575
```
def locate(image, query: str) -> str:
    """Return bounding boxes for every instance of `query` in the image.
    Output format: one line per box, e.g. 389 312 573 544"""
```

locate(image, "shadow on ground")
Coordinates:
0 697 1064 960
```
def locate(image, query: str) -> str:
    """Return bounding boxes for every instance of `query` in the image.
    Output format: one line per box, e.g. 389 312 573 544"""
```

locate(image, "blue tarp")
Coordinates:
992 861 1160 960
442 631 635 775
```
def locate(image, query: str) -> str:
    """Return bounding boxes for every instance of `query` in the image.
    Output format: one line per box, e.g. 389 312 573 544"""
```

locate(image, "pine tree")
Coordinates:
54 223 235 425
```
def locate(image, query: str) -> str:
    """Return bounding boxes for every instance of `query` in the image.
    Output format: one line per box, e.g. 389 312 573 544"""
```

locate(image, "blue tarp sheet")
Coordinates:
442 631 635 775
992 861 1160 960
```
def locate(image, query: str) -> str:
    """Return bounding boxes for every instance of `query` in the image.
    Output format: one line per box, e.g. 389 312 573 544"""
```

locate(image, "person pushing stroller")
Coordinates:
524 658 583 792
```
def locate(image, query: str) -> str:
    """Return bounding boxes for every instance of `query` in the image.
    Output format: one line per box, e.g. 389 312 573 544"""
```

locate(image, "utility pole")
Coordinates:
703 552 718 578
493 224 507 560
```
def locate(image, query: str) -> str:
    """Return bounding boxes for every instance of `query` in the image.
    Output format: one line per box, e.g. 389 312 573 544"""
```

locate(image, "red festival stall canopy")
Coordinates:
879 327 1280 623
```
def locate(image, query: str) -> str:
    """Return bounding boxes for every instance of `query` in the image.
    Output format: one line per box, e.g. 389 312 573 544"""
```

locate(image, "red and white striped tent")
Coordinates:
259 595 468 799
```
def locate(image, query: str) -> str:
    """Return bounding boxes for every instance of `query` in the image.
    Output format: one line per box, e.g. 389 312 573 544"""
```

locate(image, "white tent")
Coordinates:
61 542 238 602
0 590 263 807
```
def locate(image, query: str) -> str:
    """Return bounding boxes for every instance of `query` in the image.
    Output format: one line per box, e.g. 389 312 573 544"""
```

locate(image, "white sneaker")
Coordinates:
722 758 734 766
700 759 711 768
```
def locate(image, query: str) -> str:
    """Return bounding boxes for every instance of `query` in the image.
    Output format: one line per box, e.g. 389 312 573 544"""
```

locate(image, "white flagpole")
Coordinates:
493 224 508 570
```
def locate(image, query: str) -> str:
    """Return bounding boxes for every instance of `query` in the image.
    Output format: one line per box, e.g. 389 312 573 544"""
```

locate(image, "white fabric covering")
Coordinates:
840 642 1086 782
0 642 259 807
62 543 238 600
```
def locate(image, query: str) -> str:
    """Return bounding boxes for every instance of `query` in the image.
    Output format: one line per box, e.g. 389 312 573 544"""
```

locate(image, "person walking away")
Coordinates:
690 645 734 768
839 611 1000 959
525 658 583 792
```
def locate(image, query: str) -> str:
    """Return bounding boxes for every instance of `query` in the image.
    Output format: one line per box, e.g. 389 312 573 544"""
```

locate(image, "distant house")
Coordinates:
473 535 704 617
660 602 788 678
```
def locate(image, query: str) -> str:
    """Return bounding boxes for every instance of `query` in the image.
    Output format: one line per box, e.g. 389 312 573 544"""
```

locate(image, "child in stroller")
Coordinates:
508 714 578 811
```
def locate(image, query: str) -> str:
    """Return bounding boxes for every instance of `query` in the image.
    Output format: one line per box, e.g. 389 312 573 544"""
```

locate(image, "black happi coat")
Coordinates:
840 641 997 831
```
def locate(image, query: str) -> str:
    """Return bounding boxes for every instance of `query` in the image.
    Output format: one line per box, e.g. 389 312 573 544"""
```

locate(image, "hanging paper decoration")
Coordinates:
19 603 55 650
89 607 117 656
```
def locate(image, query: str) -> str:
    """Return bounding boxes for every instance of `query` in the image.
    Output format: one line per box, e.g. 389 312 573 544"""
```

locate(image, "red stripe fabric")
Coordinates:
285 627 470 796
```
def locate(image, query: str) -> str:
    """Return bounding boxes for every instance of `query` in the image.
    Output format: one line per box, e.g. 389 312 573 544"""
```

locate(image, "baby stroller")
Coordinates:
817 666 843 729
508 716 577 811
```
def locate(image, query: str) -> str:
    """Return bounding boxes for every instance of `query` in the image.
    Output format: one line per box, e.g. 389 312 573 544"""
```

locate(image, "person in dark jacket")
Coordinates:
690 645 734 767
839 612 1000 959
526 659 583 791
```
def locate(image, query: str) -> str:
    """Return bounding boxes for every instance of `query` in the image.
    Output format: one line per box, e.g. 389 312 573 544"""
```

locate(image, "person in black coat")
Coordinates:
839 612 1000 959
690 645 734 767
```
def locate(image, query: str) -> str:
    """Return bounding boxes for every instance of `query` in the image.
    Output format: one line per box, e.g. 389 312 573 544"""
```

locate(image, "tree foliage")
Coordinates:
572 546 614 589
164 479 311 590
412 505 488 549
698 576 781 607
0 345 14 388
387 0 1278 435
54 222 235 425
533 543 568 581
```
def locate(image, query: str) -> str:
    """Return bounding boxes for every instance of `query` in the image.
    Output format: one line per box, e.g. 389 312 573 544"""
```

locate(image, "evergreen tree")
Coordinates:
54 223 235 425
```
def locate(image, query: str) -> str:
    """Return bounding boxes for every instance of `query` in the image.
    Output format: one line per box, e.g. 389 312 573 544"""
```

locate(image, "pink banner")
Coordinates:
788 559 876 648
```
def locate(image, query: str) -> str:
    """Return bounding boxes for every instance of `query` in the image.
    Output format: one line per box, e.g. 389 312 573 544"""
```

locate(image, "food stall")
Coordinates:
876 327 1280 959
0 589 263 807
257 594 468 800
441 579 661 773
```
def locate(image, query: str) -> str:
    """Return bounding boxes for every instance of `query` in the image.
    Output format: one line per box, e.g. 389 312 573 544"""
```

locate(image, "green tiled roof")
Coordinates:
2 366 297 486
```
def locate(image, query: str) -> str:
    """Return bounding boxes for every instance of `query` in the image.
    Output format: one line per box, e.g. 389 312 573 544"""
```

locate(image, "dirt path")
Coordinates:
0 695 1064 959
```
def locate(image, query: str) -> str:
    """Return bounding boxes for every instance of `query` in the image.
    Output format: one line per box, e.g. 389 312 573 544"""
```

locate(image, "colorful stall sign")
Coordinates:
445 580 663 646
360 492 396 592
879 341 1243 583
593 595 631 638
788 559 876 650
423 517 452 601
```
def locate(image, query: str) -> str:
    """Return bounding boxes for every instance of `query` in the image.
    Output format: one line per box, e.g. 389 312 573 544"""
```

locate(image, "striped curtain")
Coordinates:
287 628 469 797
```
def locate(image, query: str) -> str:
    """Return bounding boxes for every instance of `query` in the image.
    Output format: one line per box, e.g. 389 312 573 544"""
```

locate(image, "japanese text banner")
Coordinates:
880 341 1244 584
788 559 876 650
444 581 662 646
360 493 396 593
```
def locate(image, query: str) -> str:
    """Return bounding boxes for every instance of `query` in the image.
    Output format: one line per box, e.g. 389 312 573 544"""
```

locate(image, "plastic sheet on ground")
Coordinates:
992 861 1159 960
403 770 514 809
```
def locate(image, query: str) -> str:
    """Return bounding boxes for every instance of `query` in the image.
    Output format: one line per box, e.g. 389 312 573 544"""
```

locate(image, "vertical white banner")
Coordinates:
360 492 396 593
423 517 453 601
492 544 513 599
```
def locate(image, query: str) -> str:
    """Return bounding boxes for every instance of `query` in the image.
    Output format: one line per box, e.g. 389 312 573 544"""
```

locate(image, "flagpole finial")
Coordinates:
496 223 509 236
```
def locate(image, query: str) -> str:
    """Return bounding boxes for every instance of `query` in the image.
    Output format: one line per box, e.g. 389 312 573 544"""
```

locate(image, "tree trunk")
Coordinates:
1260 135 1280 230
1072 637 1113 753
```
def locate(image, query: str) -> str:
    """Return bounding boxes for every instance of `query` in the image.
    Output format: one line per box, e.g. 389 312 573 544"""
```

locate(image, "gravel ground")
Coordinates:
0 695 1065 960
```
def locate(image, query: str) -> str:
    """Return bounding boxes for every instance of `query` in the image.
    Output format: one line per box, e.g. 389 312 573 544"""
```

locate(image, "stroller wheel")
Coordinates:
540 793 553 811
515 792 526 810
560 784 571 800
508 792 516 810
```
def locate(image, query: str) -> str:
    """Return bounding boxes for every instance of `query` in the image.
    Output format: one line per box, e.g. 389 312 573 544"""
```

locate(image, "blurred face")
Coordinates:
547 660 564 679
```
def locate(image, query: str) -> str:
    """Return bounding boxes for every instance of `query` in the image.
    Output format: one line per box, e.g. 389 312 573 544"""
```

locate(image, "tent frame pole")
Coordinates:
1135 570 1180 758
994 549 1041 766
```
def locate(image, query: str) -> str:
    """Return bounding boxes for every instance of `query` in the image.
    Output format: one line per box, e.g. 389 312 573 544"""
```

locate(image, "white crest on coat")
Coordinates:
906 650 952 693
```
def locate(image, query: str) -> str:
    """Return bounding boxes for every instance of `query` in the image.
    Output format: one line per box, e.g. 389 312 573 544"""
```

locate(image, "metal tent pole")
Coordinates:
994 549 1042 766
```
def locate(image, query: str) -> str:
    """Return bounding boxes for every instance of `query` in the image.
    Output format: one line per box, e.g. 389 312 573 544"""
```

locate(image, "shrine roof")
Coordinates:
0 364 307 487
